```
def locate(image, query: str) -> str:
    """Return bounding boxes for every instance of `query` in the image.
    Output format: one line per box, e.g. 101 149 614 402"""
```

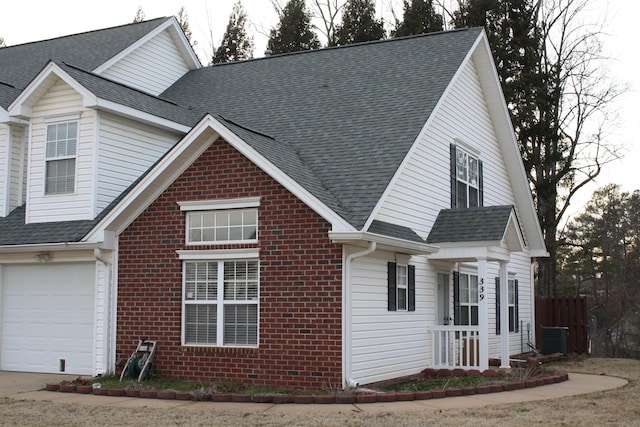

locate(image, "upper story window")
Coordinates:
179 198 260 245
450 144 483 208
45 121 77 195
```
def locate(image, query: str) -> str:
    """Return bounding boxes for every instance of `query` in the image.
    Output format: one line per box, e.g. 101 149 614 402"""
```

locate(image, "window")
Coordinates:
387 262 415 312
45 121 77 194
450 144 483 208
183 259 259 346
396 265 408 311
454 272 478 326
496 277 519 334
186 209 257 244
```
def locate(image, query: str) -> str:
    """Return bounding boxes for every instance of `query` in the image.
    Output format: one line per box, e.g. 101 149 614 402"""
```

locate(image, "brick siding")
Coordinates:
117 138 343 390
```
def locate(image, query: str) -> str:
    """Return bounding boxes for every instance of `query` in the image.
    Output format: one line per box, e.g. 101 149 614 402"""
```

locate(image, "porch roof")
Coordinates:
426 205 526 262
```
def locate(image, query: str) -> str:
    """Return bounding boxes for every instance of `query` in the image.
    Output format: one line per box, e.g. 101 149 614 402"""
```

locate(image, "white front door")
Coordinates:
1 263 95 374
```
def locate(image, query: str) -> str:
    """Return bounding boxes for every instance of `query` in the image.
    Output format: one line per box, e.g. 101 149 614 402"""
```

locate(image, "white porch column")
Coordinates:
499 261 510 368
477 257 489 371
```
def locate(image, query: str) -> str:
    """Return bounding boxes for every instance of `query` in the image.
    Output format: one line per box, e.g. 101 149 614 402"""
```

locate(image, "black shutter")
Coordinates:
514 279 519 332
453 271 460 325
388 262 397 311
450 144 457 208
495 277 501 335
478 160 484 207
408 265 416 312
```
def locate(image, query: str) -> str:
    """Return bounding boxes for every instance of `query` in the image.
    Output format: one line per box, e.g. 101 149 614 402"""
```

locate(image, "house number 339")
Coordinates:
478 278 485 301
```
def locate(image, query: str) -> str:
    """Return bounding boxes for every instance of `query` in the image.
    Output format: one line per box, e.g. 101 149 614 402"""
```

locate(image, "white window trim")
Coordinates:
508 275 516 333
459 271 479 326
178 197 260 211
181 258 260 348
177 248 260 260
44 120 78 196
396 264 408 311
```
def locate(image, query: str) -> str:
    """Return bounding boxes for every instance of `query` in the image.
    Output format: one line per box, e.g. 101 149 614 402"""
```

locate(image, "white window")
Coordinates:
183 259 259 346
45 121 77 195
455 148 479 208
396 264 408 311
186 209 257 244
458 273 478 326
508 278 516 332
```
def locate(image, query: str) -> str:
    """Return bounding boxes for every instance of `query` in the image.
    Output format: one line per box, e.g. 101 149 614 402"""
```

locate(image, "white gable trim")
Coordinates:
7 62 190 133
85 114 354 242
365 30 547 257
0 107 9 123
93 18 200 74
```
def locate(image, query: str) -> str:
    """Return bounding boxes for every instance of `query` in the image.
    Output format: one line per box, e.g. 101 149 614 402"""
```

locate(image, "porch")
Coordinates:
429 325 481 369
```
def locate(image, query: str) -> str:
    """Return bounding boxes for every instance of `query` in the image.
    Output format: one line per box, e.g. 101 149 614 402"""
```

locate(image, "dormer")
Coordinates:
93 18 200 96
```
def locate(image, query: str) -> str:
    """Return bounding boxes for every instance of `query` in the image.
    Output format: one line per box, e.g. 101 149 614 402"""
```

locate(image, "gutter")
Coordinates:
94 248 113 376
0 241 102 253
342 241 376 389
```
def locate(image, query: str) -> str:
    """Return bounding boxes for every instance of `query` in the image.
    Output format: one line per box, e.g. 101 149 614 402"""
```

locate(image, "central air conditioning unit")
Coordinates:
540 326 569 355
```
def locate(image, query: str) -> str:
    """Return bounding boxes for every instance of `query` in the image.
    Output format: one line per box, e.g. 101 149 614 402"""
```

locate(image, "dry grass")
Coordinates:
0 357 638 426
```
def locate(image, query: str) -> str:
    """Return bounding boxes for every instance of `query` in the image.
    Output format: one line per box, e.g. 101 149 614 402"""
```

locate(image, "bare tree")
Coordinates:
176 6 197 47
312 0 345 46
0 37 5 48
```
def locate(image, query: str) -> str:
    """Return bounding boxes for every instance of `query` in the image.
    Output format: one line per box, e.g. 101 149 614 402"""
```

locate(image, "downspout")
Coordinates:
94 248 112 375
342 241 376 389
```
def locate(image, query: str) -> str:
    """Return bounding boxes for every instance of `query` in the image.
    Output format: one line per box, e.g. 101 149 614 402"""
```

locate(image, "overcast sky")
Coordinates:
1 0 637 216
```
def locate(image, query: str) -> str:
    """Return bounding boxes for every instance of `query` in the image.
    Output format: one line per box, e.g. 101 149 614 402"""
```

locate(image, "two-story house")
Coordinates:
0 19 546 390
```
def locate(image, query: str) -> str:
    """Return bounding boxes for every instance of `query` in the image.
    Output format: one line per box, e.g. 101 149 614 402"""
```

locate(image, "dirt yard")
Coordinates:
1 358 638 426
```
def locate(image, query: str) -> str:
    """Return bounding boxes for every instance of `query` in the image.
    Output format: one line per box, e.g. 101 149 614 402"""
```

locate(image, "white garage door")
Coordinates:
1 263 95 374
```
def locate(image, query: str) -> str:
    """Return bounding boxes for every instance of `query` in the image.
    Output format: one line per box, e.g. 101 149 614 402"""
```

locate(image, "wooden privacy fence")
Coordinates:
535 296 589 354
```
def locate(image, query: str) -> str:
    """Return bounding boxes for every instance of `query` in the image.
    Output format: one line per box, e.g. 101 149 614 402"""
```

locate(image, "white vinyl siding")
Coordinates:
1 122 27 217
100 30 190 95
350 250 433 385
376 58 515 238
363 57 536 372
97 112 181 211
26 79 95 223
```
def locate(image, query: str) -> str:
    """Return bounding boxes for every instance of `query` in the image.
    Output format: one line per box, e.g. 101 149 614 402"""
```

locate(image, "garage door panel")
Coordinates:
1 263 95 374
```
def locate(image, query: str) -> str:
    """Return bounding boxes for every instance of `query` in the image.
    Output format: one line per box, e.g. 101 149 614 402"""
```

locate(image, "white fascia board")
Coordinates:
362 33 481 232
93 18 200 75
206 116 353 232
470 33 547 257
0 107 9 123
0 241 102 254
428 244 510 262
329 230 438 255
87 97 191 133
8 62 97 119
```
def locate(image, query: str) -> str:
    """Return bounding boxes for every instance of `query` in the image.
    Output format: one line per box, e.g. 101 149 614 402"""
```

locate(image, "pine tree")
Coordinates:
392 0 443 37
334 0 385 45
212 1 254 63
452 0 620 296
176 6 197 47
268 0 320 54
132 6 145 23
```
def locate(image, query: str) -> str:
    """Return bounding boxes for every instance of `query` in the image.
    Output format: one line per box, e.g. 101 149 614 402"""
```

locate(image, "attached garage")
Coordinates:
1 262 95 374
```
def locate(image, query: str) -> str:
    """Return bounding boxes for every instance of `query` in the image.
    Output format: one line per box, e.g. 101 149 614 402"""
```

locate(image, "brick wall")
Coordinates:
117 138 344 390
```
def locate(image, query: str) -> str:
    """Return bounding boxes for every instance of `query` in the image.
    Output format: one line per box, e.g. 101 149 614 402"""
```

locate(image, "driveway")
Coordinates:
0 371 75 397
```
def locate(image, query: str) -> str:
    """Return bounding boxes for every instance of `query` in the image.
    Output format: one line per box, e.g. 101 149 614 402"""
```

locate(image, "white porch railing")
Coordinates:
429 325 481 369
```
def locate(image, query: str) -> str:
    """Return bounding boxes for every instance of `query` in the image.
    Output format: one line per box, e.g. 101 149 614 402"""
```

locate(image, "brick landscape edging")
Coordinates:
44 372 569 404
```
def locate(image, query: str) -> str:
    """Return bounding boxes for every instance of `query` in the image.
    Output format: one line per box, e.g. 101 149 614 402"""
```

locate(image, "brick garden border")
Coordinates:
44 369 569 404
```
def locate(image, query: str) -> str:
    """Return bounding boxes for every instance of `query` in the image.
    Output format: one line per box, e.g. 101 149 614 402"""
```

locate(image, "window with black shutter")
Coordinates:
388 262 415 312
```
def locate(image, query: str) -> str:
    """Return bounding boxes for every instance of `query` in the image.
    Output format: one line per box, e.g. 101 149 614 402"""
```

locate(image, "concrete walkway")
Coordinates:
0 371 628 414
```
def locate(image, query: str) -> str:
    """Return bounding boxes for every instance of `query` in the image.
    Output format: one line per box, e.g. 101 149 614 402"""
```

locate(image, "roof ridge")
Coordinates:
1 17 171 49
206 27 480 68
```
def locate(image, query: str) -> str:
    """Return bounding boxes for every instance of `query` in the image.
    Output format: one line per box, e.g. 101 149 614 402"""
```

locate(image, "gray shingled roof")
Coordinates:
162 28 483 229
369 220 426 243
0 206 100 245
426 206 514 243
1 26 484 246
0 17 171 109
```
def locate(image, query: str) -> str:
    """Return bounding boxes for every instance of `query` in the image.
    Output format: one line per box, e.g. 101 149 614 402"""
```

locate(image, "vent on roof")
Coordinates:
264 49 273 57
